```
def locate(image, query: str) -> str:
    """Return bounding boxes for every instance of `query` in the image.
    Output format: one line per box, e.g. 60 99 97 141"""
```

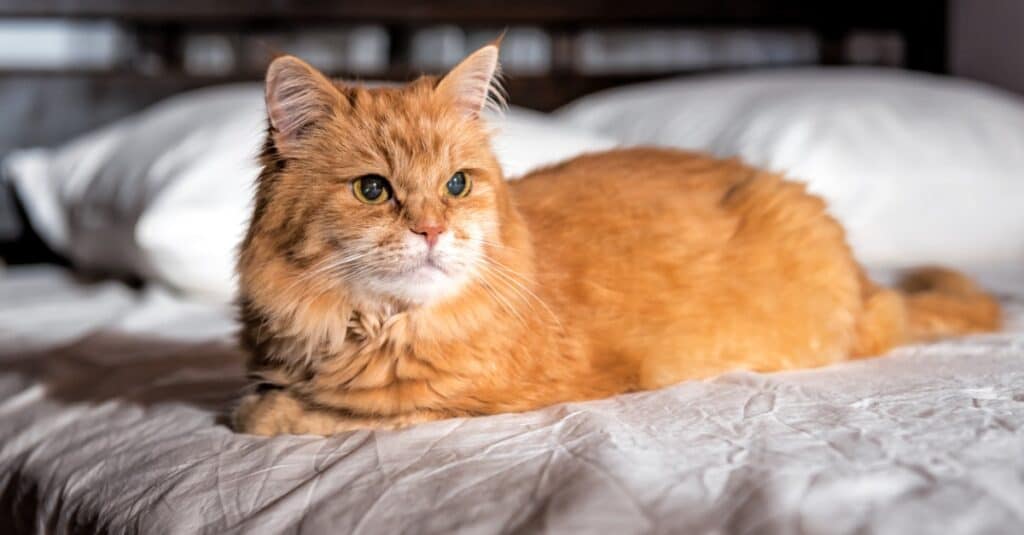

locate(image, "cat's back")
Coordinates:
510 147 750 209
510 146 842 263
510 147 862 386
509 147 755 262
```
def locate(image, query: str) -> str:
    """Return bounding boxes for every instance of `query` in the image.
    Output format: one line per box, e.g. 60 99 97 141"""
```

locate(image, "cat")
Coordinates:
233 43 1001 436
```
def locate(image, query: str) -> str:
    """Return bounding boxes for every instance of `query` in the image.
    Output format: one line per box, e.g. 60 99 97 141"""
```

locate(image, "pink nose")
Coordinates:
410 222 446 247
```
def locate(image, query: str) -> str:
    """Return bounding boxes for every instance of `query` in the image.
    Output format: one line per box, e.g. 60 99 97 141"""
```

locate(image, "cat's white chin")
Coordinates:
379 263 470 305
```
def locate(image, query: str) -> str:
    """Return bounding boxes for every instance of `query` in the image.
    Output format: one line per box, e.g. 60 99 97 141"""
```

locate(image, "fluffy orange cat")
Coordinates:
233 44 1001 436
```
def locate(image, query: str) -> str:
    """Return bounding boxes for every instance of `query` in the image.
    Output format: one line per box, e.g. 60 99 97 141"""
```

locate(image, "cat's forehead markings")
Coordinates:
375 119 451 162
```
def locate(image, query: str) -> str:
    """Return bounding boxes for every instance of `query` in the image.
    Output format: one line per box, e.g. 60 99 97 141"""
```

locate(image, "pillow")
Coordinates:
557 68 1024 269
3 84 616 302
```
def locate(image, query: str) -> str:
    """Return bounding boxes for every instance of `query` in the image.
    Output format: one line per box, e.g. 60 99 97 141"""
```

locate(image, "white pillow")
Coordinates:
557 68 1024 269
3 83 616 302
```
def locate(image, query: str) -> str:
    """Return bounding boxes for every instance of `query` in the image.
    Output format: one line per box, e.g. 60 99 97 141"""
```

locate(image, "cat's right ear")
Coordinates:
265 55 338 151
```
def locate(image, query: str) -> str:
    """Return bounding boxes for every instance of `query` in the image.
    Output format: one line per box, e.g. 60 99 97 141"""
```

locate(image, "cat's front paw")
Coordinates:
232 390 374 436
233 390 302 436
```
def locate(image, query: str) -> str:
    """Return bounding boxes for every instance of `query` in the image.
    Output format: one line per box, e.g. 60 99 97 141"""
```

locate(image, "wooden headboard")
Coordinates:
0 0 948 155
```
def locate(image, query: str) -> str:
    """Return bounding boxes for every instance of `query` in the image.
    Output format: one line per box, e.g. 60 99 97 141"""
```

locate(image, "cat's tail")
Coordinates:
853 267 1001 356
897 267 1002 341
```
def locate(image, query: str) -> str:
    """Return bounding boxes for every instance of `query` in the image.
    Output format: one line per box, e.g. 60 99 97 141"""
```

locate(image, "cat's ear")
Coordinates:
436 41 504 118
265 55 339 150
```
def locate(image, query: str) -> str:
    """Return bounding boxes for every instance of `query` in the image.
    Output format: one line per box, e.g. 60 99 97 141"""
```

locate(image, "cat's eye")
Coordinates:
445 171 471 198
353 175 391 204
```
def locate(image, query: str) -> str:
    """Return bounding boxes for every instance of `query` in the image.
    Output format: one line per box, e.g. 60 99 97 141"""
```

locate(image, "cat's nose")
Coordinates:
410 222 447 247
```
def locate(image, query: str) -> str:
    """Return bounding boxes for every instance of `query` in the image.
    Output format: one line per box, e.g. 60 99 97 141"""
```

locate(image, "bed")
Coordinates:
5 2 1024 534
2 265 1024 533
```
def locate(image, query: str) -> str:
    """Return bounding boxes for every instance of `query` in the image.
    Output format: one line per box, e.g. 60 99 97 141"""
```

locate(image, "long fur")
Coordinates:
233 48 1001 436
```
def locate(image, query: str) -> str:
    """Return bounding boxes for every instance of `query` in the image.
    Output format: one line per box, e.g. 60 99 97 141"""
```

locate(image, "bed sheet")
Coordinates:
2 265 1023 534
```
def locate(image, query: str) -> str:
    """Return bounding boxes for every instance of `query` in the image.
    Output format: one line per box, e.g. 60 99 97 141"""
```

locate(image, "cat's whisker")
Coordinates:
478 256 562 328
296 253 370 281
280 261 336 294
471 259 550 328
469 259 533 319
472 258 541 311
477 238 513 251
475 273 529 327
294 252 375 287
274 258 376 302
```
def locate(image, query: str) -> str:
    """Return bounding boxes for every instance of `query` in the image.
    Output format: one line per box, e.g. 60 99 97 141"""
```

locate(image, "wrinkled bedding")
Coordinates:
1 265 1023 534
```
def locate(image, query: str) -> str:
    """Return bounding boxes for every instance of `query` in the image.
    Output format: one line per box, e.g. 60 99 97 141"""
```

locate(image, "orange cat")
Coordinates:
233 44 1001 436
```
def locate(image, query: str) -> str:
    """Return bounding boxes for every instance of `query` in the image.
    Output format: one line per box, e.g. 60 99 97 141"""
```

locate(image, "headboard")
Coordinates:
0 0 949 156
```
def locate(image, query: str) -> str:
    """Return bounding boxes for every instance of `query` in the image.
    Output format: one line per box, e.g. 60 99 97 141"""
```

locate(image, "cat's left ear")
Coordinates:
436 40 504 119
265 55 340 151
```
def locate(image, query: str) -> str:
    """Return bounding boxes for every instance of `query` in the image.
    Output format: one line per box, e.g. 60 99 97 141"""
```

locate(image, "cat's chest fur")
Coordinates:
269 299 497 416
248 282 591 418
321 307 434 389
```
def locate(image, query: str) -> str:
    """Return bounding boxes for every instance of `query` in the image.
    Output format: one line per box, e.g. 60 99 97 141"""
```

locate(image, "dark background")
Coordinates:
0 0 1020 260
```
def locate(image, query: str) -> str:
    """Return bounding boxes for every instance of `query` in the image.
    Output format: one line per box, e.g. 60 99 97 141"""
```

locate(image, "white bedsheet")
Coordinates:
2 265 1024 534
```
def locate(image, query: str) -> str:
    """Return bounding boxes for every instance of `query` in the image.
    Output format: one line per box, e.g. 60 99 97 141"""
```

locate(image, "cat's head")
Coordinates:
243 44 515 308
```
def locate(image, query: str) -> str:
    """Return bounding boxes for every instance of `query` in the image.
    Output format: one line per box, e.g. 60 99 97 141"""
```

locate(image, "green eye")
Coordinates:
353 175 391 204
445 171 471 198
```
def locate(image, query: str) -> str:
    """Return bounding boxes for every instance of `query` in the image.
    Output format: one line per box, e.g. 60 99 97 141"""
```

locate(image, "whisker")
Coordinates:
478 256 562 328
283 251 376 293
472 265 529 327
472 258 558 330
